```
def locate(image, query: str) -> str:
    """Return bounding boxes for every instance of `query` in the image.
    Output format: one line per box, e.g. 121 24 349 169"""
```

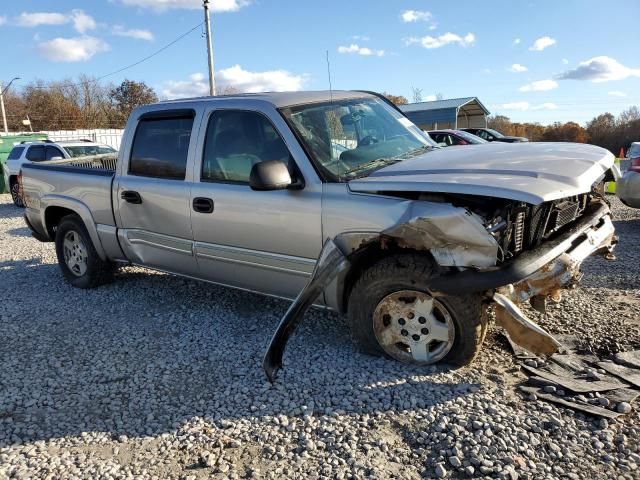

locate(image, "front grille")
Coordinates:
504 193 589 259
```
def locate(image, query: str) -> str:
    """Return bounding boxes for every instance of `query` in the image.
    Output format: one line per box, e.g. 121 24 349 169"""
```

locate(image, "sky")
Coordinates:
1 0 639 125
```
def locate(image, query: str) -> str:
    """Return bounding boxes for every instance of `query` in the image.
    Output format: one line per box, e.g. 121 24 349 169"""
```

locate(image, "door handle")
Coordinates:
121 190 142 204
193 197 214 213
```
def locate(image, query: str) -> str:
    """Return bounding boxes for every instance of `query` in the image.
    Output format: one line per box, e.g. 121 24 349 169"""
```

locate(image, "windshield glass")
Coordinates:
63 145 117 158
485 128 504 138
456 130 488 143
281 97 437 181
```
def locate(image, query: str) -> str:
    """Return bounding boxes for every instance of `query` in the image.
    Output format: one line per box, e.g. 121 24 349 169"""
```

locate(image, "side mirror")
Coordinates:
249 160 293 191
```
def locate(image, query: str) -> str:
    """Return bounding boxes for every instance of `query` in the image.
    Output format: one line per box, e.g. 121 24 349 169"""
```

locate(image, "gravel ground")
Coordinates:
0 193 639 480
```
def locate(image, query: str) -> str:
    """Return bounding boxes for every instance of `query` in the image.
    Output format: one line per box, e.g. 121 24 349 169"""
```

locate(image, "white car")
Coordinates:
4 140 117 206
617 142 640 208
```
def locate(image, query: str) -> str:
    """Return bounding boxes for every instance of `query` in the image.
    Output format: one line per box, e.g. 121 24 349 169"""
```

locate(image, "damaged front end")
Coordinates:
263 194 616 381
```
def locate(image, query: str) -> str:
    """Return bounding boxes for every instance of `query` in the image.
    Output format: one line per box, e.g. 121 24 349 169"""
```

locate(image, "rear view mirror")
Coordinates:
249 160 293 191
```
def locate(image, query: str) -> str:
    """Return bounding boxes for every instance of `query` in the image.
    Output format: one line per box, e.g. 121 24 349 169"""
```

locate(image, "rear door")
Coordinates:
189 107 322 299
115 108 201 276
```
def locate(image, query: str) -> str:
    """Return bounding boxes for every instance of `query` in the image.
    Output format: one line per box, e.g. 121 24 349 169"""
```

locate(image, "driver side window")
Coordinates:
201 110 292 184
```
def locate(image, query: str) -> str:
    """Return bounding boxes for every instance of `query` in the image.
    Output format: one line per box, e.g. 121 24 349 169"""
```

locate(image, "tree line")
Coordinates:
2 76 158 131
487 107 640 155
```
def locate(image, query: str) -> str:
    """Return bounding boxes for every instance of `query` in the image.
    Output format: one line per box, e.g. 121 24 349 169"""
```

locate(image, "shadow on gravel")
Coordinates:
6 226 31 238
0 200 22 219
0 268 478 447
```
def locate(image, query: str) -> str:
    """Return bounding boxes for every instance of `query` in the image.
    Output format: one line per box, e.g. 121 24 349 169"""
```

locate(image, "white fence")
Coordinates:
40 129 124 150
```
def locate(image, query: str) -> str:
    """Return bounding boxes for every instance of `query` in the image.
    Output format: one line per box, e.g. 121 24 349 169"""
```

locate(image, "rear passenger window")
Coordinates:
26 146 45 162
129 112 194 179
7 146 24 160
201 110 291 183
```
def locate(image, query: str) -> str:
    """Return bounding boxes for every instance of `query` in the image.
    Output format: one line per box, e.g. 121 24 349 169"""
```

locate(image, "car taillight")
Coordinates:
630 157 640 173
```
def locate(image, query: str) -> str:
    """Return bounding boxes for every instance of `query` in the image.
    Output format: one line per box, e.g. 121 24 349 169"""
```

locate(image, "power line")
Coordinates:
26 22 204 90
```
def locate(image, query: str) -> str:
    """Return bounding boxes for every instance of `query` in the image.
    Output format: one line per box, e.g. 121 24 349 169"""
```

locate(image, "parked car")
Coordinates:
4 139 117 206
617 142 640 208
20 91 618 380
428 129 488 147
461 127 529 143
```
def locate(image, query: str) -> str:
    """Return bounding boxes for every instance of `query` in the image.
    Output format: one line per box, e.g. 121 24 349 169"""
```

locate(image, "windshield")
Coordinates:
281 97 437 181
456 130 488 143
485 128 505 138
63 145 117 158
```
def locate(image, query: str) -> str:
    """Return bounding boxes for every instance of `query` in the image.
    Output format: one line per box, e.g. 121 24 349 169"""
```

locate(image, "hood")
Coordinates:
348 142 614 205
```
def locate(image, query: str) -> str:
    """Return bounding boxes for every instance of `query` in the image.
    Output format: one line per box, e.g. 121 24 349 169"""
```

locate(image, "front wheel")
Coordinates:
55 215 114 288
347 254 486 366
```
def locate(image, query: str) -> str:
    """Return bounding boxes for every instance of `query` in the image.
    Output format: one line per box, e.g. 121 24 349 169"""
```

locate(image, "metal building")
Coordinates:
400 97 490 130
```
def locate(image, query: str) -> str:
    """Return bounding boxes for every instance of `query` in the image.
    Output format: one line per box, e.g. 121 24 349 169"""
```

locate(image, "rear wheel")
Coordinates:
55 215 114 288
347 253 486 366
10 180 24 207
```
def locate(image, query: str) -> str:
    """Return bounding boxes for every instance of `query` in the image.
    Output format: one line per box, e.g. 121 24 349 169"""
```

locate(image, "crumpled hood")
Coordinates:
348 142 614 204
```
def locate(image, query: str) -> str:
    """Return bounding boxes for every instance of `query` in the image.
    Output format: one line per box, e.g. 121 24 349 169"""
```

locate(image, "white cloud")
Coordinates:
400 10 432 23
608 90 627 97
16 10 96 33
352 35 370 41
337 44 384 56
496 102 558 111
529 36 556 51
162 66 306 99
509 63 528 73
112 25 154 41
0 15 7 26
425 94 437 101
70 9 96 33
562 58 569 65
16 12 68 27
513 38 521 45
519 79 558 92
558 56 640 82
37 35 110 62
404 32 475 49
119 0 248 11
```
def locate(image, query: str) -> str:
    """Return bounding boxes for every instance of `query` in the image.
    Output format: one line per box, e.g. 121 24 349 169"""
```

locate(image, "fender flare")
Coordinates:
40 195 108 261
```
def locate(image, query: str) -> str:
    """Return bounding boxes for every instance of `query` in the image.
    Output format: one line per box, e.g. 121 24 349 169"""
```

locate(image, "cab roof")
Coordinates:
159 90 375 108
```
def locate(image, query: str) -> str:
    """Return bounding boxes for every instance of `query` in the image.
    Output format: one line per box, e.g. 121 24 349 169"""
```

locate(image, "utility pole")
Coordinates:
203 0 216 96
0 83 7 134
0 77 20 135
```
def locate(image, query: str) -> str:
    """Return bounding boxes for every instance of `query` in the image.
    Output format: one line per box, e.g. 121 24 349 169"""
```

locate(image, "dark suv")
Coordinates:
461 128 528 143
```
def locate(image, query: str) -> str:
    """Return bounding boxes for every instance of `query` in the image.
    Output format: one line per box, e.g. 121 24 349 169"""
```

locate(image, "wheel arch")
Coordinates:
336 241 439 314
41 197 108 261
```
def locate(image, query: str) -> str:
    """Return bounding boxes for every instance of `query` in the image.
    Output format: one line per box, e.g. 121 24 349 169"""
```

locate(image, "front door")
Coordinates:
189 108 322 299
115 109 200 276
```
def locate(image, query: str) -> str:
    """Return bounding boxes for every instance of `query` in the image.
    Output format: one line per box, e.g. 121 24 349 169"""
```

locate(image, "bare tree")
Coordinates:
109 79 158 125
435 92 444 101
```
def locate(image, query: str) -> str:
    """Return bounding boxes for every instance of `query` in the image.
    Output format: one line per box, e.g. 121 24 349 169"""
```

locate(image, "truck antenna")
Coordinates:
326 50 333 103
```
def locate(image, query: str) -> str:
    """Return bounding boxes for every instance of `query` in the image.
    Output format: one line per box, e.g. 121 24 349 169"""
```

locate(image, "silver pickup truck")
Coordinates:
21 90 619 380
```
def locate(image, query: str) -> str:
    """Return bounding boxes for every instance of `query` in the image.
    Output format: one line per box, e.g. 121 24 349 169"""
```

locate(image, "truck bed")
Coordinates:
21 156 117 227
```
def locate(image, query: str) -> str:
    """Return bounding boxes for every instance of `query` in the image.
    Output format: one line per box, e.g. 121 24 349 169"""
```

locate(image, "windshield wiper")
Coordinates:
342 157 402 179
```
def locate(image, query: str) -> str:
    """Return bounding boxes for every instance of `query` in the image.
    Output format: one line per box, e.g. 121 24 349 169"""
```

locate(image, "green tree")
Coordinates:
110 80 158 124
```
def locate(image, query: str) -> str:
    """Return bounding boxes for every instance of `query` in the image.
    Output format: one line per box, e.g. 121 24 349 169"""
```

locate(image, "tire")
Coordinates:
347 253 486 366
54 215 114 288
10 180 24 208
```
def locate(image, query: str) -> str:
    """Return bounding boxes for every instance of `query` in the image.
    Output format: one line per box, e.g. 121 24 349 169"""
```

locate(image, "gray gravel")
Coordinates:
0 193 639 479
